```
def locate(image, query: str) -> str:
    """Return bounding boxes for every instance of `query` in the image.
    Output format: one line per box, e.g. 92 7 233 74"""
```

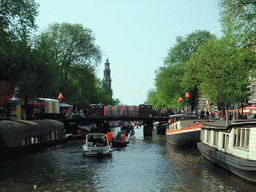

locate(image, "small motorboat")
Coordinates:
83 133 113 157
112 131 129 147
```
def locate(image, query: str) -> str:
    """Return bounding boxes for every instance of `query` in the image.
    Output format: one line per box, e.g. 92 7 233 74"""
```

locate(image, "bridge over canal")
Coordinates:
61 116 170 135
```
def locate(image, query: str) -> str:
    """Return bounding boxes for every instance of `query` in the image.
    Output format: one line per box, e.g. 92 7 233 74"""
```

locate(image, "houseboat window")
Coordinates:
27 138 30 145
22 139 26 146
35 137 38 144
237 129 241 147
55 131 59 139
61 129 64 138
246 129 250 149
59 130 62 138
31 137 34 144
222 134 229 149
207 130 211 144
51 132 55 140
234 128 250 150
40 135 44 143
201 129 204 141
214 131 218 147
233 129 238 147
226 135 229 149
241 129 245 148
222 134 225 149
47 133 51 141
175 124 177 130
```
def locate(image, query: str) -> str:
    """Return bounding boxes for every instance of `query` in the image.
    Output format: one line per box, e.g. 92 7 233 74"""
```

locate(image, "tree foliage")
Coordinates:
0 0 57 99
41 22 102 89
219 0 256 47
0 0 39 42
0 1 118 109
151 30 214 109
187 35 254 106
35 22 121 108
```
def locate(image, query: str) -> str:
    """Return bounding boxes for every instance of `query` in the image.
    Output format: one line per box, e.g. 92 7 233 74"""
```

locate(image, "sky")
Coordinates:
35 0 223 105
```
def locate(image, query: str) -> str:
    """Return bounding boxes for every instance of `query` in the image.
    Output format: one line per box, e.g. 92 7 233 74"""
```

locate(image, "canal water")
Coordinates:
1 126 256 191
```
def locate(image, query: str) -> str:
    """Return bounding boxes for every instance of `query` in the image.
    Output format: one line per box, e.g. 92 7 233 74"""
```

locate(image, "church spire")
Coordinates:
103 58 112 99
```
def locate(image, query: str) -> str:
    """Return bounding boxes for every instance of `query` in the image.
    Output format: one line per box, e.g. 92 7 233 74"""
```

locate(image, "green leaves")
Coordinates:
189 35 252 104
219 0 256 48
150 30 214 109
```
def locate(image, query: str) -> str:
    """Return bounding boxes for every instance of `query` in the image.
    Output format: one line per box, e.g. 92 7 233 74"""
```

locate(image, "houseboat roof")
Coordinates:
201 119 256 130
0 120 64 138
169 114 197 119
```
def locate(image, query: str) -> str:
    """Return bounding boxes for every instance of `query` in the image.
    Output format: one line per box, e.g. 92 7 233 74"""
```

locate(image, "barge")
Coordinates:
198 120 256 183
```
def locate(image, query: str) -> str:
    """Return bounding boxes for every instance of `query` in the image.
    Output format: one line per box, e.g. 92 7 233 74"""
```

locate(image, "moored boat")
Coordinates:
83 133 113 157
153 121 168 134
166 114 201 146
198 120 256 183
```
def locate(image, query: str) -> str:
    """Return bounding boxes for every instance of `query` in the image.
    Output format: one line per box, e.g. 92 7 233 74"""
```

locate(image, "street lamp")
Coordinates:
58 93 64 102
185 92 190 114
178 97 183 113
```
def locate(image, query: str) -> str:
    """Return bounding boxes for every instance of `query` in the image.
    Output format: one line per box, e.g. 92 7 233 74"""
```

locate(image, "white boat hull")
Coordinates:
83 144 113 157
166 127 201 146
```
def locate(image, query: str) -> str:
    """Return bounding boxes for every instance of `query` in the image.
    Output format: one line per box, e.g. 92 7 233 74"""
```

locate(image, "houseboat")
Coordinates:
0 120 67 158
153 121 168 134
166 114 201 146
198 120 256 183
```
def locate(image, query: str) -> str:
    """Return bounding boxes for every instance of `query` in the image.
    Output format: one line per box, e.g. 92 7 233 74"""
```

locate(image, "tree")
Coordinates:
219 0 256 48
144 88 157 106
0 0 40 81
41 22 102 92
95 79 115 106
0 0 58 118
154 30 215 110
0 0 39 42
190 35 253 109
154 64 183 109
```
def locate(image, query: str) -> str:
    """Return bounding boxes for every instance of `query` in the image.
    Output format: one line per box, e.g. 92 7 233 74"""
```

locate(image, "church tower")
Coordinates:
103 58 112 99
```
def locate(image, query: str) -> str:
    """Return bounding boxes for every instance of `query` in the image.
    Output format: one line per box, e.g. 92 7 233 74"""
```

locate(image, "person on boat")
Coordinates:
128 124 134 136
102 136 108 146
125 124 130 134
107 129 113 146
115 131 122 140
121 133 127 141
88 135 96 145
